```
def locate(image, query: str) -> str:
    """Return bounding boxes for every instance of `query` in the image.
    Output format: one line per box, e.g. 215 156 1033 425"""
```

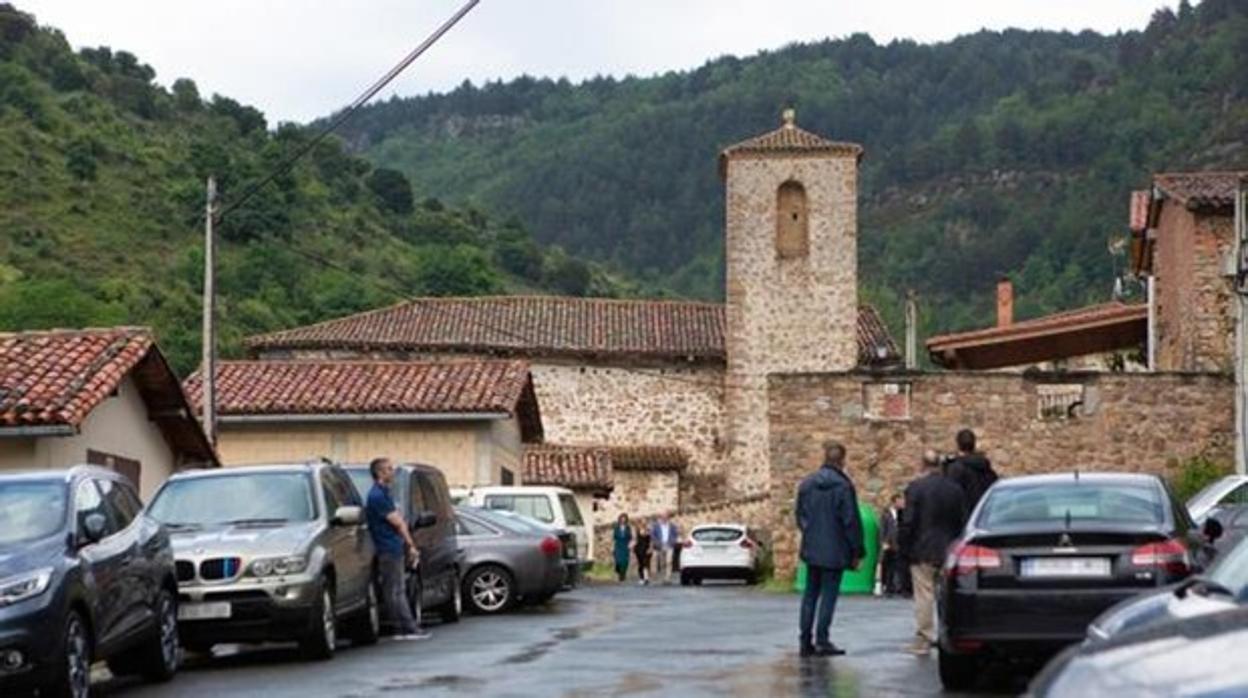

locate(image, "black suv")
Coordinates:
0 467 180 698
345 463 461 624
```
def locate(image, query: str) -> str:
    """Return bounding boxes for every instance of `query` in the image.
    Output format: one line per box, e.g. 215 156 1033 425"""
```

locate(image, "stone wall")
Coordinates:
1154 205 1236 372
592 493 773 564
595 469 681 534
765 370 1236 578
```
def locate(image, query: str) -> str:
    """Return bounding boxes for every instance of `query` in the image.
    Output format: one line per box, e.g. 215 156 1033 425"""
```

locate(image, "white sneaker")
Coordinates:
392 630 432 641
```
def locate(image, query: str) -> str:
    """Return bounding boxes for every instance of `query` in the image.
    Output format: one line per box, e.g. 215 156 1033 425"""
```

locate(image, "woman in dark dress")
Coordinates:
612 514 633 582
634 521 652 586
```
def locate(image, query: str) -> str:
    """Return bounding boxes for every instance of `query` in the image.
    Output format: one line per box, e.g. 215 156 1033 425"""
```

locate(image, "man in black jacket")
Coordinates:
900 450 967 655
795 440 864 658
945 429 997 512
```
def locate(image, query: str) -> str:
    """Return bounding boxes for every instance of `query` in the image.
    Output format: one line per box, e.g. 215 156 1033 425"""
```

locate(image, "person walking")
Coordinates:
612 514 633 582
878 493 903 596
364 457 430 641
945 429 998 512
900 450 967 655
651 511 680 584
795 440 864 658
634 521 653 585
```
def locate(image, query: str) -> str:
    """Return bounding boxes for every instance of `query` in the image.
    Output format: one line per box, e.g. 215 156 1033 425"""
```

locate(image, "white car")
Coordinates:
679 524 760 586
463 486 592 568
1188 475 1248 524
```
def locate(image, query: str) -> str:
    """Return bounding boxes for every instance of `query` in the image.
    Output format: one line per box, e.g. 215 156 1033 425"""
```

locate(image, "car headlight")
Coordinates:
249 556 308 578
0 568 54 607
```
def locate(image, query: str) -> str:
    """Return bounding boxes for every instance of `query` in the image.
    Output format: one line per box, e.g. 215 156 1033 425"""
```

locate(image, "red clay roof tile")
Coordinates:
522 445 613 492
1154 172 1247 212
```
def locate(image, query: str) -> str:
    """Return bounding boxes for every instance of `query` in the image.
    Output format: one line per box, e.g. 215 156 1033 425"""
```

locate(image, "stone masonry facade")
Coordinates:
765 371 1235 578
1154 204 1237 372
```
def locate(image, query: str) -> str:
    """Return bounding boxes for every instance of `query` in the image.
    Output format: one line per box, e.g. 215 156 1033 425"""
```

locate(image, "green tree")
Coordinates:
366 168 414 215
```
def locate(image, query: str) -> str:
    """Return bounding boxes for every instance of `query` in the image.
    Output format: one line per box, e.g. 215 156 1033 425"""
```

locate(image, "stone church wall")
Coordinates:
765 371 1235 578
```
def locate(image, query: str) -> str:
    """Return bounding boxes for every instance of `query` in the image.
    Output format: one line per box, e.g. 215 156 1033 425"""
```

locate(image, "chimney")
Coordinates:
996 278 1013 328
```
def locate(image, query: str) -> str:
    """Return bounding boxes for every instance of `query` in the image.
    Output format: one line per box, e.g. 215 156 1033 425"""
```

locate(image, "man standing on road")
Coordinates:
878 493 903 596
795 440 864 658
365 457 431 641
945 429 998 512
900 450 967 655
651 510 680 584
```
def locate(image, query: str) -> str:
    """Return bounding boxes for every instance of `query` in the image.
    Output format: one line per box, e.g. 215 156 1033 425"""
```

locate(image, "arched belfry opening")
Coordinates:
776 179 809 259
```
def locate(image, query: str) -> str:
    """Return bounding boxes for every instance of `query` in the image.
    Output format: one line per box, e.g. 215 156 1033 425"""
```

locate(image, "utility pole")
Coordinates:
201 176 217 446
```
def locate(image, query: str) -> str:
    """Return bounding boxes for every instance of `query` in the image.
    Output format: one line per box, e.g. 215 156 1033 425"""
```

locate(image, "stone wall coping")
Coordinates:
768 369 1234 383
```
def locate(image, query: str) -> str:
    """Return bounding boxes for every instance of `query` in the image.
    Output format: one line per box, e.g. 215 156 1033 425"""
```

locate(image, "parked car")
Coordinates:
464 486 592 569
343 463 461 624
1187 474 1248 524
937 472 1199 690
146 462 378 660
1209 503 1248 555
679 524 761 585
0 467 179 698
475 508 581 589
1086 528 1248 643
454 507 567 614
1027 606 1248 697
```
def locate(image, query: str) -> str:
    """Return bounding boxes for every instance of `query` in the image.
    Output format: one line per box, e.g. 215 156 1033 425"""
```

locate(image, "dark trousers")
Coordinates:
881 549 899 594
799 565 843 647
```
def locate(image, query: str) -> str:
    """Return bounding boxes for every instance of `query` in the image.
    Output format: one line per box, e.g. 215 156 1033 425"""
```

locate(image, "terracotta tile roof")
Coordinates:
1154 172 1247 212
522 445 613 492
721 110 863 164
0 327 217 464
608 445 689 472
0 327 152 428
185 360 543 442
927 303 1148 370
246 296 900 368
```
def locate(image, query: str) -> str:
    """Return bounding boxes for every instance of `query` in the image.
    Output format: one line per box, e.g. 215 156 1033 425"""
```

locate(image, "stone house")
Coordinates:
0 328 218 497
242 114 1239 575
183 359 542 488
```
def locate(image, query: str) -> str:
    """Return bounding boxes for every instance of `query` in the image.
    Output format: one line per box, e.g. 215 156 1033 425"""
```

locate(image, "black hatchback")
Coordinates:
937 472 1199 690
0 467 180 698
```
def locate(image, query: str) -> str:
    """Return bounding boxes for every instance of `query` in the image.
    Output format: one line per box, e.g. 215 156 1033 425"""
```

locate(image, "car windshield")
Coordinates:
1209 536 1248 595
463 507 544 535
559 494 584 526
977 481 1165 528
149 472 316 526
693 527 744 543
0 480 66 545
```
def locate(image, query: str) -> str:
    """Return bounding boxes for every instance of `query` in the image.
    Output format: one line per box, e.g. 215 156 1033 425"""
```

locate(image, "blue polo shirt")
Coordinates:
366 482 404 556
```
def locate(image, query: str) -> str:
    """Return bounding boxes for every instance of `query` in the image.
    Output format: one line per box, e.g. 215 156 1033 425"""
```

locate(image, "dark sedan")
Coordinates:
937 472 1199 690
0 467 180 698
454 507 567 614
1028 606 1248 697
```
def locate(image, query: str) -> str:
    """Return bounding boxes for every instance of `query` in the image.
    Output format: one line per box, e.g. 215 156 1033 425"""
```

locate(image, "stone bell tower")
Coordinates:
719 109 863 494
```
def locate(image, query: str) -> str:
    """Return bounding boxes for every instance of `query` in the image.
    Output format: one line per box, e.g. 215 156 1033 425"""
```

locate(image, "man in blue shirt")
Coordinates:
365 457 429 640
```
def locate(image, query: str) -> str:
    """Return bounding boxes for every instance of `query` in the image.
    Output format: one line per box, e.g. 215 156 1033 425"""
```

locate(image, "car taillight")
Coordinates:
1131 539 1190 575
946 542 1001 576
682 540 693 549
539 536 562 557
739 539 755 550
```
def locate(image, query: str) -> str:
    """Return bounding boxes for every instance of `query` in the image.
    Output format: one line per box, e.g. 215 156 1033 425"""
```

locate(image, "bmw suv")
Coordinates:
0 466 179 698
146 462 378 660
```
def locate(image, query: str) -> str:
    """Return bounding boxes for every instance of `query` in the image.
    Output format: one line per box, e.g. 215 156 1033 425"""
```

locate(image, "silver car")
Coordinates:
146 462 379 659
455 507 567 614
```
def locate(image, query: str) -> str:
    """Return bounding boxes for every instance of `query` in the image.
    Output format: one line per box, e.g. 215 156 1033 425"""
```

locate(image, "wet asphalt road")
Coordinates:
98 583 1028 698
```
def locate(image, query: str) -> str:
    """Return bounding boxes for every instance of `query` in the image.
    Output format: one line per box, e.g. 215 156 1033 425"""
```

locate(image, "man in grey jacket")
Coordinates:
795 440 865 657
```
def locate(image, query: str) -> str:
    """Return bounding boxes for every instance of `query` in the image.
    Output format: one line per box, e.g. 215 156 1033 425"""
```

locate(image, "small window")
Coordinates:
500 468 515 486
776 180 809 259
863 383 911 421
1037 384 1085 421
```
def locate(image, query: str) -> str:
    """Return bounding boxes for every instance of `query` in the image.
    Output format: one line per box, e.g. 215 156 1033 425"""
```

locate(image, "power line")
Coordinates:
216 0 482 222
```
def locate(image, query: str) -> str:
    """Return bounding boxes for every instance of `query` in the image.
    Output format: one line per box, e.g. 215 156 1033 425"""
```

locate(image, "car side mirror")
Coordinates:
333 505 363 526
410 513 437 531
80 513 108 545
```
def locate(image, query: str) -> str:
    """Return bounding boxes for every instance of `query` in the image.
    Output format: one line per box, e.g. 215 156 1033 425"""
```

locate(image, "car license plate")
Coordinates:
1021 557 1110 578
178 602 232 621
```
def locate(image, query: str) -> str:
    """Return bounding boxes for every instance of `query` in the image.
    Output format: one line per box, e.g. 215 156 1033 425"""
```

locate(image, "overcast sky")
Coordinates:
22 1 1166 124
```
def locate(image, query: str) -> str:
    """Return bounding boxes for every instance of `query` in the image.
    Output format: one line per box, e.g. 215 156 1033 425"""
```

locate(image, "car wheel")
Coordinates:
299 583 337 661
44 611 91 698
109 589 179 682
680 572 691 586
434 574 463 623
938 646 976 690
464 565 515 614
348 583 380 646
692 575 703 586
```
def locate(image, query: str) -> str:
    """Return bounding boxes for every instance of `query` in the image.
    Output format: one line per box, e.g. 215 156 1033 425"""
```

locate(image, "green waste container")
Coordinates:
793 501 880 595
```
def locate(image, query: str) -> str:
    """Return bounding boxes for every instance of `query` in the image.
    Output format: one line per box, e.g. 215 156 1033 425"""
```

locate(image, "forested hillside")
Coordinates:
341 0 1248 340
0 4 633 374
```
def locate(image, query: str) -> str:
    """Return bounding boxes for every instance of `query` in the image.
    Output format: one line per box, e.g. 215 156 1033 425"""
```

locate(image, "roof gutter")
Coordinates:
218 412 511 425
0 425 77 437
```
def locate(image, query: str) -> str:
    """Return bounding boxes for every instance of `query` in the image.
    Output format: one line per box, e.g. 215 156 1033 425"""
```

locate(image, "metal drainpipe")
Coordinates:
1237 182 1247 475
